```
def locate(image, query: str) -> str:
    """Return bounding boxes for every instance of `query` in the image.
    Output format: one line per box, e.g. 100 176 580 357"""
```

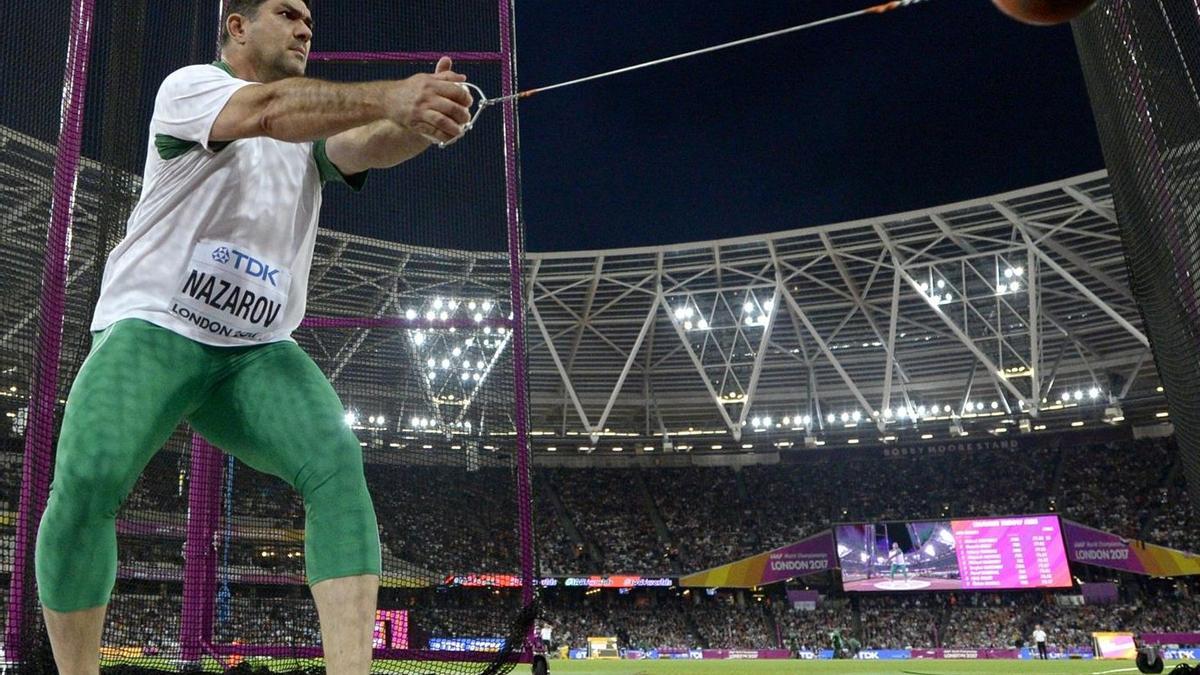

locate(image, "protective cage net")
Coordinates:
1 0 537 673
1073 3 1200 507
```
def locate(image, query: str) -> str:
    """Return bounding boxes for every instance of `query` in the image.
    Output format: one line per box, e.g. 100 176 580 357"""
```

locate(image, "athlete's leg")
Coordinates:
36 320 211 674
41 606 104 675
188 341 380 675
311 573 379 671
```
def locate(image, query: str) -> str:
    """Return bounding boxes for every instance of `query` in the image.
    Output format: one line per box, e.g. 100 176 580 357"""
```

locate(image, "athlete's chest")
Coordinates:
224 137 316 197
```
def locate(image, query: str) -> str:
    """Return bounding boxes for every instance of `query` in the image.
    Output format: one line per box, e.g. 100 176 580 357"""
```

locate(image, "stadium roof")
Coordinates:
523 170 1163 451
0 128 1165 459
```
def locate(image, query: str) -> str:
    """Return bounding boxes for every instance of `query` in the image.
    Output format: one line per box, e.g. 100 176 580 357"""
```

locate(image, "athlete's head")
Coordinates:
891 542 899 549
220 0 313 82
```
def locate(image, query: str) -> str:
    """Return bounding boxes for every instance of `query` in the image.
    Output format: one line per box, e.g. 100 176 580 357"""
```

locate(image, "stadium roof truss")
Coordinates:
525 171 1160 447
0 128 1164 453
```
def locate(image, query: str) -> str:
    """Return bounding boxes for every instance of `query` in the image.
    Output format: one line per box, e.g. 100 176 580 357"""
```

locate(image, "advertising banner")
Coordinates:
1080 581 1119 604
1063 520 1200 576
582 648 803 660
561 575 673 588
914 648 1023 659
787 589 820 609
446 574 673 589
680 530 835 587
698 649 791 659
428 637 506 652
1142 633 1200 645
1093 632 1137 659
371 610 408 650
588 636 620 659
853 649 911 659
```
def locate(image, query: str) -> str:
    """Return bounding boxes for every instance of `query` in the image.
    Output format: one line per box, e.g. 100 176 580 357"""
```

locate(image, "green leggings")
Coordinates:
35 319 380 612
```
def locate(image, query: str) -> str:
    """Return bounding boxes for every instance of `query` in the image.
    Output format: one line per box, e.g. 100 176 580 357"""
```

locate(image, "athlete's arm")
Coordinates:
209 63 470 146
323 58 472 174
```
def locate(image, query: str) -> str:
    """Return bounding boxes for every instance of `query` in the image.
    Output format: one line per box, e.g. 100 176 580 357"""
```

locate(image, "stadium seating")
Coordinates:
82 433 1200 653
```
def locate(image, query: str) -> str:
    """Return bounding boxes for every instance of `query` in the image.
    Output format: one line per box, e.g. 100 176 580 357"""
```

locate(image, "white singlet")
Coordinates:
91 62 364 346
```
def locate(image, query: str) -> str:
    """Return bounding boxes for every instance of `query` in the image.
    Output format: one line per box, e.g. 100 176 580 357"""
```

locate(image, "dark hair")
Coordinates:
220 0 311 46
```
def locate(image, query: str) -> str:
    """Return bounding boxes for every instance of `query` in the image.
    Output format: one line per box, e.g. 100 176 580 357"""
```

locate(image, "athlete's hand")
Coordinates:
386 57 473 144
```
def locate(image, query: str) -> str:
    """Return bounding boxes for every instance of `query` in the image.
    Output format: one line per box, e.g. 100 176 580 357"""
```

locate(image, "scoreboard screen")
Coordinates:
835 515 1072 592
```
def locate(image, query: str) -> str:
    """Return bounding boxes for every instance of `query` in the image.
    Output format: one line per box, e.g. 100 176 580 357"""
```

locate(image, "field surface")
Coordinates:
99 656 1187 674
543 660 1175 674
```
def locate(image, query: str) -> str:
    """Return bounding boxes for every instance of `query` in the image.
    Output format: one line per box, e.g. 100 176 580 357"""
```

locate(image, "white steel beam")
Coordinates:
530 293 593 435
989 372 1014 415
1062 184 1117 223
735 284 782 433
1038 235 1135 306
770 241 877 420
560 257 603 432
931 214 980 256
659 291 741 439
1007 212 1149 349
875 223 1035 412
820 233 914 404
1119 349 1151 401
958 364 978 417
593 295 659 443
1027 245 1041 404
809 366 823 432
329 258 406 384
0 257 94 350
881 272 901 420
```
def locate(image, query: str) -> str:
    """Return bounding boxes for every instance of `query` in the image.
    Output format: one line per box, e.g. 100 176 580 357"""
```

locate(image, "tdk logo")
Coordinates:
212 248 281 287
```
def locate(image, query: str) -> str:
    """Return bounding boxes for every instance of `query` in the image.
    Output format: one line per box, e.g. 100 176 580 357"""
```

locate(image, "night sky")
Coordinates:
513 0 1105 252
0 1 1105 253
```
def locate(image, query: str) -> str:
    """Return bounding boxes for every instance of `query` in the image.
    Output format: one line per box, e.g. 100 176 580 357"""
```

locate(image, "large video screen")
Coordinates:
835 515 1071 592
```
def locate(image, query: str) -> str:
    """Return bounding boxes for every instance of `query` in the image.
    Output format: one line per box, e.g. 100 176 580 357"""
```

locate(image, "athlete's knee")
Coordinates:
47 456 137 520
300 449 376 530
296 438 380 579
293 433 370 501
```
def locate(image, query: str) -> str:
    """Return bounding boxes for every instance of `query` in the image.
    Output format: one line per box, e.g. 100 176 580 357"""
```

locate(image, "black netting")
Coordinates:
3 0 534 673
1073 1 1200 507
2 0 96 671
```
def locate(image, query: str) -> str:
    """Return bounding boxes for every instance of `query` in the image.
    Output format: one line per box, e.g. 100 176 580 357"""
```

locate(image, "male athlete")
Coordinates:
888 542 909 583
33 1 473 673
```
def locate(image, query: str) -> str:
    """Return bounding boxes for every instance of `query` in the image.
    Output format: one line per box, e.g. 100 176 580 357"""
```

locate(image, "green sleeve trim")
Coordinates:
211 60 236 77
155 134 231 160
313 139 368 192
155 134 196 160
154 62 238 160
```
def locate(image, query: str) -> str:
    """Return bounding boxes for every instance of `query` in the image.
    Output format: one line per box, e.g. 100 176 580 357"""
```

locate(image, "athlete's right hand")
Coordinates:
387 57 473 144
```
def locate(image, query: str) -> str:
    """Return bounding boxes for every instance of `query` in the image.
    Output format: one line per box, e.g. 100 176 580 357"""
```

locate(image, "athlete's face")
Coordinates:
243 0 313 81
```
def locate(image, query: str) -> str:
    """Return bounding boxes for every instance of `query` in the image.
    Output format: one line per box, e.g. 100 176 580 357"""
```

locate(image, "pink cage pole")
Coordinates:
179 436 224 664
497 0 539 660
5 0 98 663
